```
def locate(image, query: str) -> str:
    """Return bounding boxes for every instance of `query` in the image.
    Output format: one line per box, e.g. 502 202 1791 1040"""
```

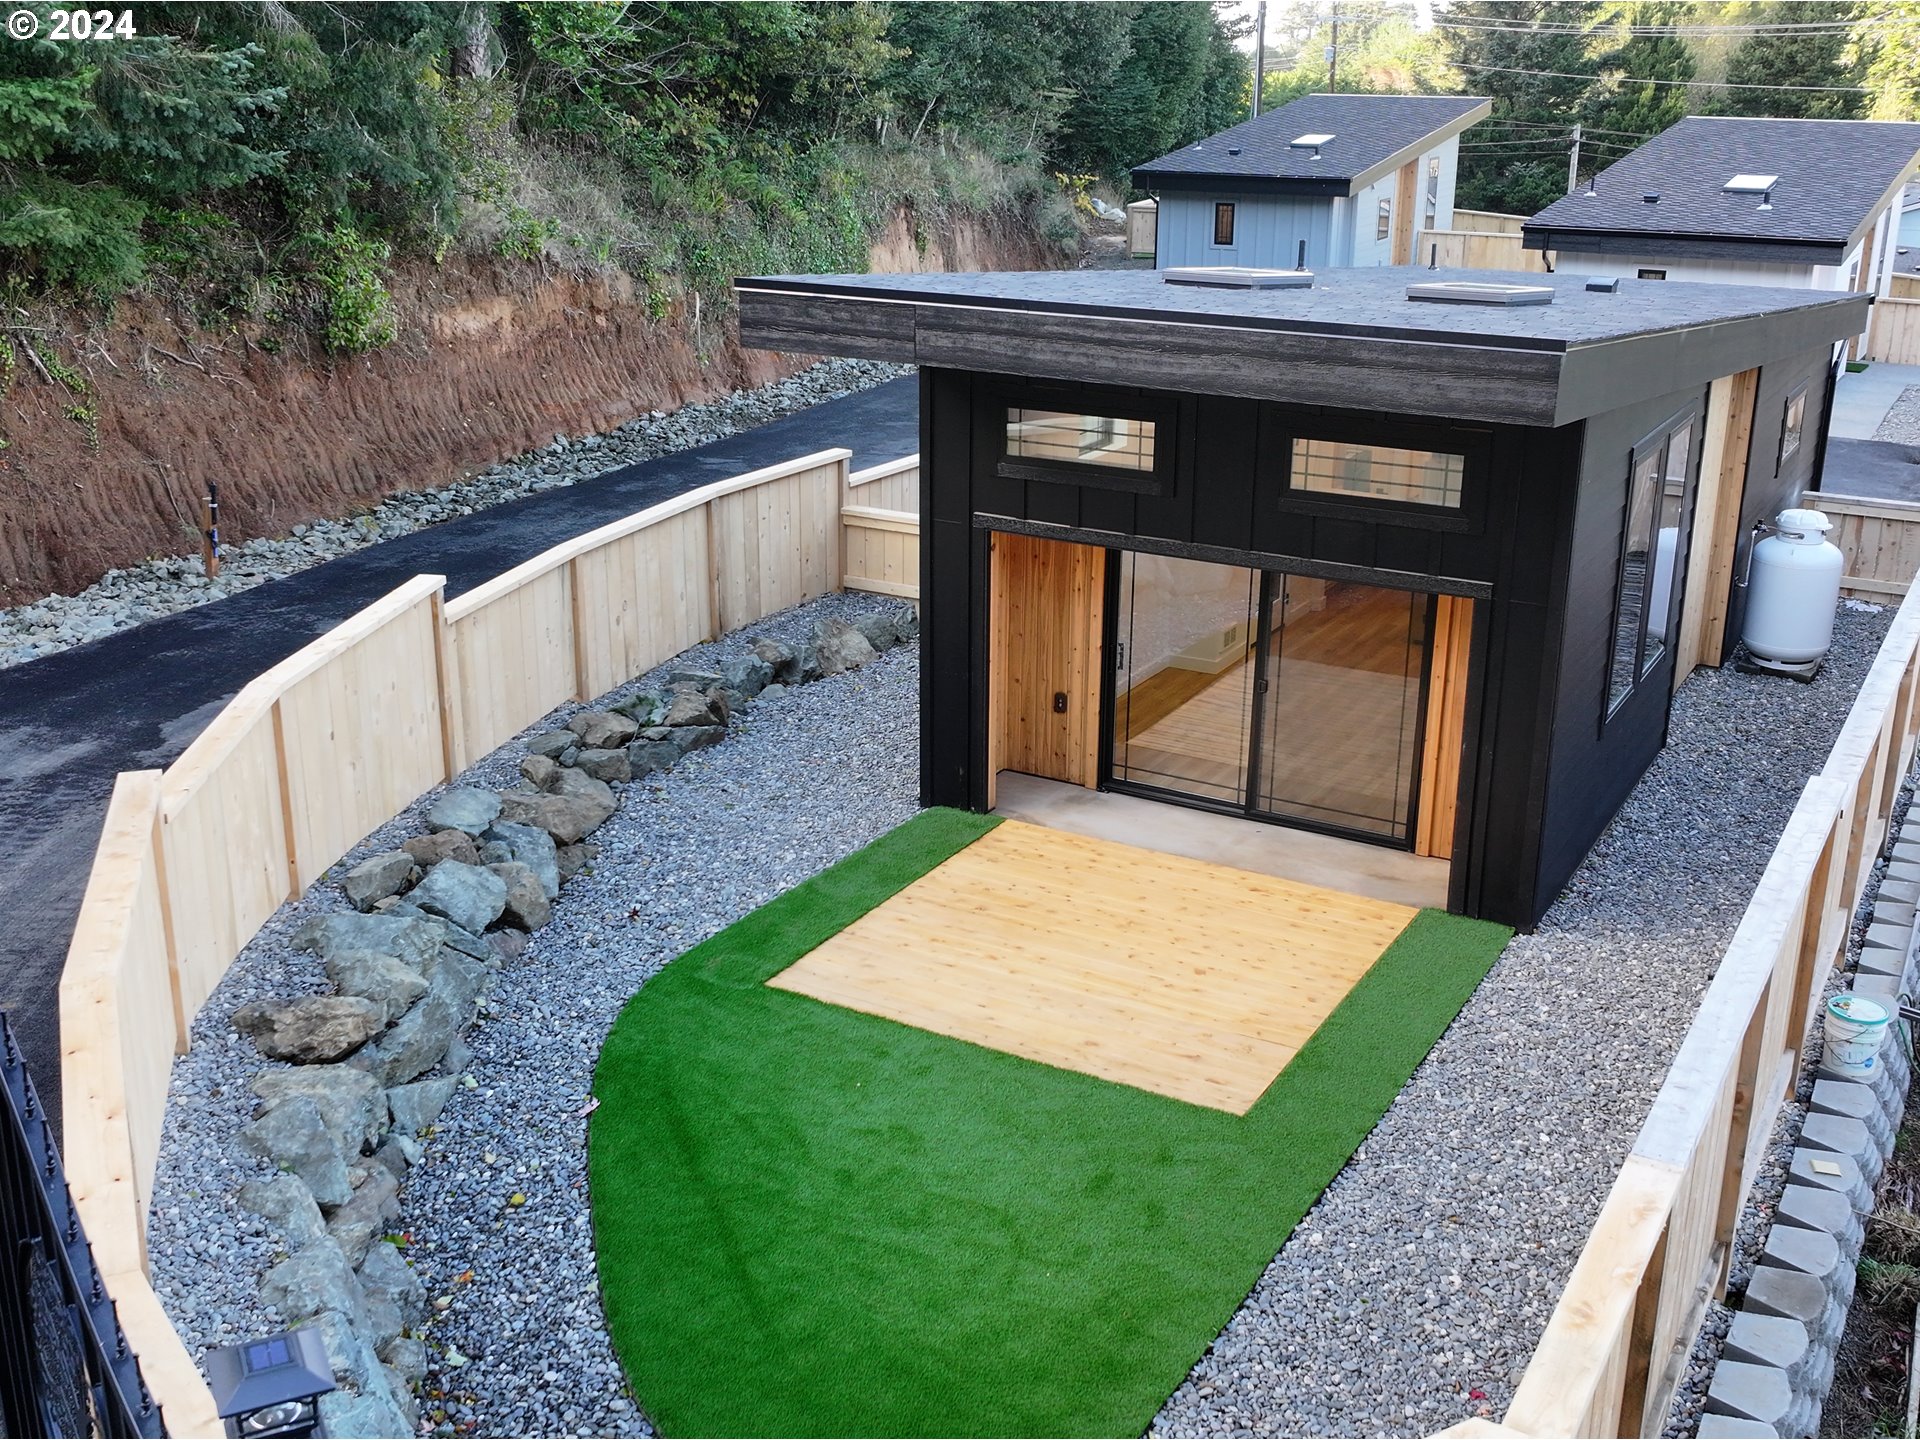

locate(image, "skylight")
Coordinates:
1724 174 1779 194
1406 281 1554 307
1164 266 1314 290
1290 133 1334 150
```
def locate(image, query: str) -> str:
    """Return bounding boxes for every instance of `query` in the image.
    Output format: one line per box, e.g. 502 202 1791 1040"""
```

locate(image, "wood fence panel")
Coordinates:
159 688 291 1024
59 770 171 1279
847 456 921 515
843 506 920 599
572 507 713 699
1453 209 1527 235
1420 230 1550 273
275 581 447 891
711 459 842 631
448 566 576 766
1807 491 1920 600
1869 296 1920 364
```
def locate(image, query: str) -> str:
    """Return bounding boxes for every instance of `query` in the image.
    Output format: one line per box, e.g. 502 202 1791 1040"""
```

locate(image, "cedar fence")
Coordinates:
1416 228 1552 274
58 446 929 1431
1448 577 1920 1438
1812 491 1920 601
1452 209 1528 235
1868 295 1920 365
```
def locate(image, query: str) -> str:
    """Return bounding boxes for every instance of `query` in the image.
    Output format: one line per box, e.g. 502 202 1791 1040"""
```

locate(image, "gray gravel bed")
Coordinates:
1151 601 1896 1439
146 590 919 1437
0 358 909 669
1872 385 1920 446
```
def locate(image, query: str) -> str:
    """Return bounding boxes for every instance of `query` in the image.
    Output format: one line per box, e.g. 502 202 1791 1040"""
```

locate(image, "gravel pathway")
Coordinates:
1872 385 1920 446
151 595 1895 1439
147 591 920 1438
1151 603 1896 1439
0 358 908 670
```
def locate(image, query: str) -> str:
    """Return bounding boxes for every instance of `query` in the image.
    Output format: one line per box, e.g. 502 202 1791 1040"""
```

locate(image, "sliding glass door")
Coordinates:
1109 555 1432 847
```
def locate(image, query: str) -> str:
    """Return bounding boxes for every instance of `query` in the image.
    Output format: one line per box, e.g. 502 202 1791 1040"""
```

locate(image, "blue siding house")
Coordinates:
1132 94 1489 271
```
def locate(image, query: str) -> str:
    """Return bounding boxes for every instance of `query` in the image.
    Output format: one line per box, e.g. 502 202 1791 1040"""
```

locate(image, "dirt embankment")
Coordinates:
0 207 1057 605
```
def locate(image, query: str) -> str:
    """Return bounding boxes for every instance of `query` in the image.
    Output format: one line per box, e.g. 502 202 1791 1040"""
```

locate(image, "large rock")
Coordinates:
233 996 385 1064
425 787 502 836
496 776 614 844
556 842 598 881
317 1386 411 1440
348 953 487 1087
407 861 507 935
489 862 551 930
752 637 797 682
380 1334 428 1389
237 1172 329 1252
670 724 726 757
568 709 638 750
325 950 429 1024
261 1237 364 1328
519 753 560 789
341 852 419 912
721 652 775 698
292 913 442 971
626 738 679 778
401 829 479 870
483 822 559 899
386 1076 457 1135
854 611 903 653
662 686 722 728
359 1240 428 1330
525 730 576 760
814 617 877 675
241 1096 353 1208
252 1065 388 1162
326 1164 400 1268
573 747 631 784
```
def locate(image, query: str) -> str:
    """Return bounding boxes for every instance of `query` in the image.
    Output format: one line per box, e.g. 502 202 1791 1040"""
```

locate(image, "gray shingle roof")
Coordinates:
1131 93 1489 195
1526 116 1920 255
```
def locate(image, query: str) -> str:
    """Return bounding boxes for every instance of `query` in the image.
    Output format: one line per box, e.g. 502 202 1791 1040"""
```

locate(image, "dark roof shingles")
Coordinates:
1526 116 1920 247
1132 93 1488 185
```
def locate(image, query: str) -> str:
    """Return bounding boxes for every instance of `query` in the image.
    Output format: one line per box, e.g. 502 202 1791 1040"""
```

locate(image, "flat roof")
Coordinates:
736 267 1867 427
1524 116 1920 263
1131 93 1490 198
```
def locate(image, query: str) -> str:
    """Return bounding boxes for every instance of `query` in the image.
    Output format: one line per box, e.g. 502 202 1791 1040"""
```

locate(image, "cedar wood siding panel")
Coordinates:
1720 343 1835 659
1532 383 1711 909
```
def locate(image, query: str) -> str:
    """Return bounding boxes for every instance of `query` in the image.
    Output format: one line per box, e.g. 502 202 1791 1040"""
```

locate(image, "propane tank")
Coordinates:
1742 508 1845 665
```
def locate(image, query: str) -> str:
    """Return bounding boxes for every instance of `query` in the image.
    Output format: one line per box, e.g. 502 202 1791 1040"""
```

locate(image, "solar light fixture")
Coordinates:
205 1330 334 1439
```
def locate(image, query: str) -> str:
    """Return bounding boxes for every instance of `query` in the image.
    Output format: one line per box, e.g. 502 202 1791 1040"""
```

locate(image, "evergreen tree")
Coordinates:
1711 0 1866 118
1582 0 1695 153
1441 1 1602 212
1855 0 1920 118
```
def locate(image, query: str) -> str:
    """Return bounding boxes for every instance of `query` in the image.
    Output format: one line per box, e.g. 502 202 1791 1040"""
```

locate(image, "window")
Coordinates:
1213 202 1235 247
1007 409 1155 472
1638 268 1668 280
1290 439 1464 509
1425 156 1440 229
1377 197 1392 241
1607 416 1697 716
1780 385 1807 468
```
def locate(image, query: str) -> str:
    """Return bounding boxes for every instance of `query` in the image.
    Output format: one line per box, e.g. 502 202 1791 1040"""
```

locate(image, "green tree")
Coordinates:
1442 0 1602 212
1582 0 1695 154
1853 0 1918 118
1710 0 1867 118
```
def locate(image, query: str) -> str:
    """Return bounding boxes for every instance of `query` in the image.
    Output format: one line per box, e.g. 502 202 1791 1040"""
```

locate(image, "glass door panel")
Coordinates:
1253 577 1428 844
1110 553 1259 806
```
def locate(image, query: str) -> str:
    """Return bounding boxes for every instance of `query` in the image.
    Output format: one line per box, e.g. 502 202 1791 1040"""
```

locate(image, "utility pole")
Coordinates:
1326 14 1339 92
1566 123 1582 194
1252 1 1267 116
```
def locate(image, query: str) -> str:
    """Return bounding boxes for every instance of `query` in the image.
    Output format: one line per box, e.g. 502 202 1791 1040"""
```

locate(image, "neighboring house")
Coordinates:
1130 93 1490 271
739 265 1865 929
1524 117 1920 304
1893 180 1920 276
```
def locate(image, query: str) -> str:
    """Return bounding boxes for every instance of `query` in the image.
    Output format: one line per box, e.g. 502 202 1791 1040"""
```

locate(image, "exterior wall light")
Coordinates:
204 1330 335 1438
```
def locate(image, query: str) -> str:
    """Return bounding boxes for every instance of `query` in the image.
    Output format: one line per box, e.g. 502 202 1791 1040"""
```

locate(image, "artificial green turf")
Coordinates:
589 809 1510 1437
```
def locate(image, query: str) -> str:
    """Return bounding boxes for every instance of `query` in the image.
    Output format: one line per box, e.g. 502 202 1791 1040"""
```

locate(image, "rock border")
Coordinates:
1698 809 1920 1439
216 607 916 1435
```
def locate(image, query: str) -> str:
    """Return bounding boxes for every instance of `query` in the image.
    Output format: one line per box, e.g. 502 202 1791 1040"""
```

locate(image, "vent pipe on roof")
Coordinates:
1643 191 1660 204
1429 242 1438 269
1228 145 1242 156
1297 239 1307 269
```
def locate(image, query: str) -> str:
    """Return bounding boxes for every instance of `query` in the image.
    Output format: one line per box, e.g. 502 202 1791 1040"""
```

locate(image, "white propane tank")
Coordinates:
1742 508 1845 665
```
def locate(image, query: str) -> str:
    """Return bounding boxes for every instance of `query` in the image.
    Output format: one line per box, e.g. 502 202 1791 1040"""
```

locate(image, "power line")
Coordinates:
1408 14 1908 36
1449 59 1873 93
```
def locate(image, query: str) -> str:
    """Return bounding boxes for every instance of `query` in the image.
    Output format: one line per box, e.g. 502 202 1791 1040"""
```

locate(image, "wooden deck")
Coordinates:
768 820 1417 1114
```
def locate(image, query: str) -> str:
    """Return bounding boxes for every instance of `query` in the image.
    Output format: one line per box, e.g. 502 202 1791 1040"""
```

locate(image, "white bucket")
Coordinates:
1824 993 1892 1077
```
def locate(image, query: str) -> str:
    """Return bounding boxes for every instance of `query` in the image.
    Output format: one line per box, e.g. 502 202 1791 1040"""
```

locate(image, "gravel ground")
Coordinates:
1151 602 1896 1439
147 591 920 1437
1872 385 1920 445
0 358 909 670
151 594 1895 1439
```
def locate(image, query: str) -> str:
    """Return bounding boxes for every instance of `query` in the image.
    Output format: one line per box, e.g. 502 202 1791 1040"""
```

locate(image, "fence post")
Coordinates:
430 584 464 780
836 455 851 596
704 499 724 641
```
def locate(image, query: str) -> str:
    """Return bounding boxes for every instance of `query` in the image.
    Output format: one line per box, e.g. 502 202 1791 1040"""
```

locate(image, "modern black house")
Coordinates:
737 268 1868 928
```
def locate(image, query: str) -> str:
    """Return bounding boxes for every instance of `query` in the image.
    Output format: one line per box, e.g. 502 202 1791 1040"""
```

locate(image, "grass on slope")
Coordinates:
589 808 1510 1437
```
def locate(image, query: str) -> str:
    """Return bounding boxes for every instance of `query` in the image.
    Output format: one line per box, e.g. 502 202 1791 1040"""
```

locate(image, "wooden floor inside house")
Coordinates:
767 819 1418 1114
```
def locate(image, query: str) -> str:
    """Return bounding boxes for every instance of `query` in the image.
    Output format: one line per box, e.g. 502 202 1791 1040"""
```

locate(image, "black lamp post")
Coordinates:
204 1329 335 1439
